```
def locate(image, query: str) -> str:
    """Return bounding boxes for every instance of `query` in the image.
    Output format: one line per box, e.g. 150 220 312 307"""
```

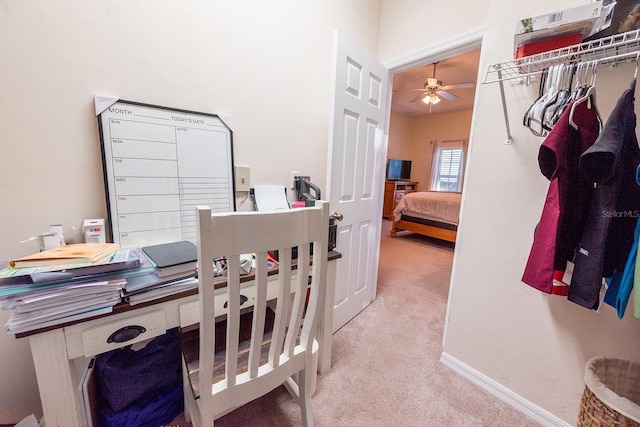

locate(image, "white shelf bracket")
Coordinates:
496 65 513 145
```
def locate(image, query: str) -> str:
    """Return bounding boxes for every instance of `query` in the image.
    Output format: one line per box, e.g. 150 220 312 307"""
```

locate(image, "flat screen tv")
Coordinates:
386 159 412 181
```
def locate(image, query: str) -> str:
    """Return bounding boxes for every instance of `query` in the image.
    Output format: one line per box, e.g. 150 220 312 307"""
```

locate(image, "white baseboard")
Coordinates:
440 352 571 427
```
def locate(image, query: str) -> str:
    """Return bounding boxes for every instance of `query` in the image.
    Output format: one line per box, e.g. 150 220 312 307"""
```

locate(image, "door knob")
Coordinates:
331 211 343 221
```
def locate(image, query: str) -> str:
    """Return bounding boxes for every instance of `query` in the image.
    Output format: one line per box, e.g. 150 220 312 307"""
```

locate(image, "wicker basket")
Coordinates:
577 357 640 427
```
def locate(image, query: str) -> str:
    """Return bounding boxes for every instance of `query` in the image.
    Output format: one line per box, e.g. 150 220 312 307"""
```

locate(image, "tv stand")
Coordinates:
383 180 418 219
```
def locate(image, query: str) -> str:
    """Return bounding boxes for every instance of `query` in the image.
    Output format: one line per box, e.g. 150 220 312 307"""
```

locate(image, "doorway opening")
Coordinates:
382 30 485 346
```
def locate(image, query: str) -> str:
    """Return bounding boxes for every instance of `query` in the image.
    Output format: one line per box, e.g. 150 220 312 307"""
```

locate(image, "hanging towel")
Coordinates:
522 99 600 293
569 79 640 309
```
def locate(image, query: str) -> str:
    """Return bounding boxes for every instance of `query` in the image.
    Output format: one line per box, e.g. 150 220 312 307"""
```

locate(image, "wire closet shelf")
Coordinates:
484 29 640 84
483 30 640 144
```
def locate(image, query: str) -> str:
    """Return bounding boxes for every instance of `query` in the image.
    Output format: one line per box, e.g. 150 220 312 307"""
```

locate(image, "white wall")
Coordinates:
381 0 640 425
0 1 382 421
377 0 490 65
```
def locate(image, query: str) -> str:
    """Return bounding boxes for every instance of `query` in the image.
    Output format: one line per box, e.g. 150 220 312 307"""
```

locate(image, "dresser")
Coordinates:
383 180 419 219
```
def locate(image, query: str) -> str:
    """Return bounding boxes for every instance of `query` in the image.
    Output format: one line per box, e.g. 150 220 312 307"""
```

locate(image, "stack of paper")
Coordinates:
123 273 198 305
3 279 125 334
0 244 202 332
120 241 199 304
0 248 155 334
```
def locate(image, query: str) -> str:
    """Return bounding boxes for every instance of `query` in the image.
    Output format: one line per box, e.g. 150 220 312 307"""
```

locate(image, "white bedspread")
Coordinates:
392 191 461 225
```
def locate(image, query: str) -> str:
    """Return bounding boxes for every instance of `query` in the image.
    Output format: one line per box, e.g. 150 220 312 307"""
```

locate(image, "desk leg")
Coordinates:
29 329 82 427
317 260 336 374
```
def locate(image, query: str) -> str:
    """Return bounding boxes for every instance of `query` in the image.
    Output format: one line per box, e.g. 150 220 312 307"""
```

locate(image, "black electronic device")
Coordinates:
386 159 412 181
294 176 322 207
290 177 337 257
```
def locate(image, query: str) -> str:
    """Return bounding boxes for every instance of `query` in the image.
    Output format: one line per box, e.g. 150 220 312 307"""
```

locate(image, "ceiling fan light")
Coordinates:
422 94 440 105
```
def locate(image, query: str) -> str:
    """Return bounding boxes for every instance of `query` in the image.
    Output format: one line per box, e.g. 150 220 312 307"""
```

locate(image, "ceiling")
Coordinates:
391 49 481 117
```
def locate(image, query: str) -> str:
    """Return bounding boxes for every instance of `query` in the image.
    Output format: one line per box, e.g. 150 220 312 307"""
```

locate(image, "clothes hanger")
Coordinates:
540 64 565 130
524 67 553 136
589 62 604 128
555 64 577 123
547 64 575 128
569 62 587 102
523 68 547 129
522 68 549 136
537 63 570 133
528 64 561 136
569 61 602 130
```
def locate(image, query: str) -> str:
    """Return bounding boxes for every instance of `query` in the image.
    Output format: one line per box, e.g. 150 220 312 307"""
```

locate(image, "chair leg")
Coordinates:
181 360 192 423
298 367 314 427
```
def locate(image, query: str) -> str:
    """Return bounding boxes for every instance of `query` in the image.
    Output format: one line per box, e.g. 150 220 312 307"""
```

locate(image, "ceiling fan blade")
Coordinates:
437 90 458 101
442 82 475 90
409 93 426 102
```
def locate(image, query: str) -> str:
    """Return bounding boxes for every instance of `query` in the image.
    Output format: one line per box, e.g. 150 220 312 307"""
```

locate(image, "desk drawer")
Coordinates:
179 282 257 328
81 311 166 358
64 295 198 360
179 273 299 328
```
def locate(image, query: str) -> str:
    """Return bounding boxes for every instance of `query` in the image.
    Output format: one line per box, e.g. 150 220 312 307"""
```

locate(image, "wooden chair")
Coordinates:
180 201 329 427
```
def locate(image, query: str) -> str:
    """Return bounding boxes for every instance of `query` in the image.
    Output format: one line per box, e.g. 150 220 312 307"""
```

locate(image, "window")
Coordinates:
430 140 466 192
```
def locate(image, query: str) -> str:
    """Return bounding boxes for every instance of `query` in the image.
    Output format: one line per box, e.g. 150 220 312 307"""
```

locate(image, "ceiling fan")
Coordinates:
410 62 476 109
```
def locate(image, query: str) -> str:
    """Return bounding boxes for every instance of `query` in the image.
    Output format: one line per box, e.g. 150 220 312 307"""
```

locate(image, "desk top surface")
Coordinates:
14 250 342 338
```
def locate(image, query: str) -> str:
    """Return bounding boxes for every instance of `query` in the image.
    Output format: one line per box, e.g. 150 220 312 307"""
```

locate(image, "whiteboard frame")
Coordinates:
97 99 235 245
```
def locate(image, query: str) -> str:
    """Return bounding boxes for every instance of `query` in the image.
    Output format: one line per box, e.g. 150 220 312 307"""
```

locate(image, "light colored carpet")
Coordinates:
175 221 542 426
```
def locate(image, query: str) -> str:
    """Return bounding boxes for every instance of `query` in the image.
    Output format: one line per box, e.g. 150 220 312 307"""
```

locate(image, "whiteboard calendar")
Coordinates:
96 98 235 247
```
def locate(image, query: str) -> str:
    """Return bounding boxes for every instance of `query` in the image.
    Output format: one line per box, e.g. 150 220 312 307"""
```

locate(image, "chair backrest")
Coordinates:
193 200 329 420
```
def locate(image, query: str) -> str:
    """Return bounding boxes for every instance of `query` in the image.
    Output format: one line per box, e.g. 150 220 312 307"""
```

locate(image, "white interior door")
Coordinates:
326 30 389 333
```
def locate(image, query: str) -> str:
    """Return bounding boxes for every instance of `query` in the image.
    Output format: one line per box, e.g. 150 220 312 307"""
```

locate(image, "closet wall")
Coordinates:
387 110 473 189
380 0 640 424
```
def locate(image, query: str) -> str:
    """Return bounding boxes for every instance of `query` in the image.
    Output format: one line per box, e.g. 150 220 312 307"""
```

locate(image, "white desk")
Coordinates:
18 252 340 427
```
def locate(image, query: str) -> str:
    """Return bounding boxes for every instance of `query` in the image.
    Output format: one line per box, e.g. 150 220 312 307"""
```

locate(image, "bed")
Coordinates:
391 191 461 242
